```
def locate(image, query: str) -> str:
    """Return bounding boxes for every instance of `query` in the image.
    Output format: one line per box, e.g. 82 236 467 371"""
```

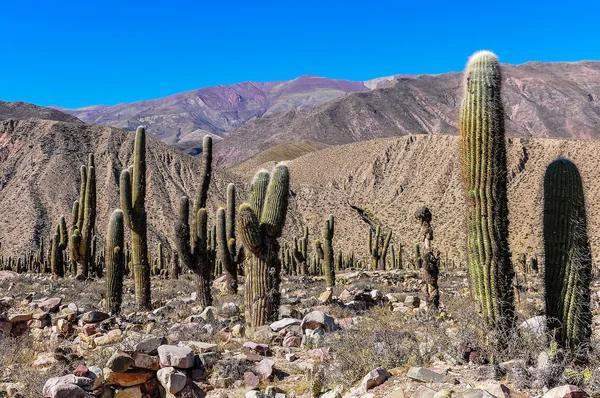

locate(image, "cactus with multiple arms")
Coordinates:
120 126 151 309
70 154 97 279
215 184 245 293
543 159 592 350
237 165 289 328
368 225 392 270
106 209 125 314
292 227 309 275
174 136 214 306
459 51 514 331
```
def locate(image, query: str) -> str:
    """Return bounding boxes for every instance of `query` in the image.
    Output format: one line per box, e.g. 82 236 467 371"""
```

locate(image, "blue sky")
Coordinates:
2 0 598 108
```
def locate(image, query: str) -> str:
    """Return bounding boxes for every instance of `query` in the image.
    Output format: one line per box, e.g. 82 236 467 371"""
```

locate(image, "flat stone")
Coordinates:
8 313 33 323
411 386 438 398
243 341 272 356
406 366 458 384
134 336 167 355
186 341 217 353
47 383 93 398
158 344 194 368
319 290 333 304
269 318 301 332
362 367 390 391
157 367 187 394
383 389 405 398
106 351 134 372
43 375 73 397
94 329 123 346
132 352 159 370
38 297 62 312
113 386 143 398
104 368 155 387
404 295 420 308
543 385 590 398
244 371 260 388
200 306 217 321
82 311 110 323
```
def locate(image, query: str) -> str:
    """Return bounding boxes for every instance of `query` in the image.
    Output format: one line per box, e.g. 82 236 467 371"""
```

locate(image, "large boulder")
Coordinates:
300 311 336 332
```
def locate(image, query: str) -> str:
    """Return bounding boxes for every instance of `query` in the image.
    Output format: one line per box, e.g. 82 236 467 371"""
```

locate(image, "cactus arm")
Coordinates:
194 136 212 212
119 169 134 229
58 216 68 250
248 169 270 217
217 207 237 293
237 203 262 255
76 165 87 232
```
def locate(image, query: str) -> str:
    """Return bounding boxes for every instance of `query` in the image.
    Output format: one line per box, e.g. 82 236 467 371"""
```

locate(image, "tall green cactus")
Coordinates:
106 209 125 315
415 207 439 309
174 136 214 306
216 184 245 293
50 217 68 278
238 165 289 328
71 154 97 280
171 250 180 280
543 159 592 349
321 215 335 289
459 50 514 331
368 225 392 270
120 126 151 309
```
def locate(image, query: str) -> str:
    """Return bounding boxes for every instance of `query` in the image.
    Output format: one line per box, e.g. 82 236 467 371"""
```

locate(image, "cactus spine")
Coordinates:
322 215 335 289
120 126 151 309
174 136 213 306
70 154 97 279
459 51 514 331
238 165 289 328
106 209 125 315
543 159 592 349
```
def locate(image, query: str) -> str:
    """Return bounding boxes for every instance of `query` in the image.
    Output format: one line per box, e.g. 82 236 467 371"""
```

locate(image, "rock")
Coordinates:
476 383 529 398
82 323 100 336
0 270 18 279
270 318 301 332
243 341 272 356
244 371 260 388
361 367 390 391
319 290 333 304
542 385 589 398
213 377 234 388
43 375 74 397
186 341 218 353
301 311 336 332
82 311 110 323
457 390 496 398
247 391 266 398
200 306 217 321
537 351 550 370
38 297 62 312
113 386 143 398
47 383 93 398
285 353 297 362
404 296 420 308
406 367 458 384
370 290 384 300
221 302 240 317
95 329 123 346
134 336 167 355
88 366 104 390
132 352 160 370
106 351 134 372
73 364 90 377
0 320 11 336
158 345 194 368
322 390 343 398
283 334 301 348
103 368 155 387
68 303 79 313
518 315 547 338
232 324 245 337
8 313 33 323
157 367 187 394
383 389 405 398
411 386 438 398
254 358 275 380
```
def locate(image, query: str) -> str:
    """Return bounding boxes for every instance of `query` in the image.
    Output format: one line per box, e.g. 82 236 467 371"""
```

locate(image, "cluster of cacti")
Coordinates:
543 158 592 350
459 50 514 331
238 165 289 328
120 126 151 309
70 153 97 280
174 136 214 307
415 207 439 309
368 225 392 270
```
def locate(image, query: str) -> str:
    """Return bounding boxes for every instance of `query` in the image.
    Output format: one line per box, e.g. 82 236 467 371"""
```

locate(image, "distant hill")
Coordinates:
215 61 600 166
0 101 82 124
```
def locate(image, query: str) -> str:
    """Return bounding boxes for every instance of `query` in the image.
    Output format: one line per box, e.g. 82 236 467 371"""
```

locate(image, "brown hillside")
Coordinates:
277 134 600 266
216 61 600 166
0 101 83 124
0 119 240 256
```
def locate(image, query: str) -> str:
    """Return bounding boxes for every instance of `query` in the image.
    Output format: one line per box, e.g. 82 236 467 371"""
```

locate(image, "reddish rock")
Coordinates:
543 385 590 398
73 363 90 377
38 297 62 312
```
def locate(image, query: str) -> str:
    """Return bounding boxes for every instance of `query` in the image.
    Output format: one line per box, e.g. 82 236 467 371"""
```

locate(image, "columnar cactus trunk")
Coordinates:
71 154 97 280
322 214 335 289
106 209 125 315
174 136 214 306
120 126 151 309
459 51 514 331
51 216 68 278
217 207 237 293
170 250 180 280
238 165 289 328
543 159 592 350
415 207 440 309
